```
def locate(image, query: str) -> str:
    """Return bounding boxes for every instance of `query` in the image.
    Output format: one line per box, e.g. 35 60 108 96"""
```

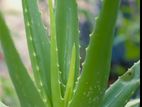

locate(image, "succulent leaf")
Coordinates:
64 44 76 106
69 0 120 107
102 61 140 107
22 0 51 105
55 0 80 95
0 13 46 107
48 0 64 106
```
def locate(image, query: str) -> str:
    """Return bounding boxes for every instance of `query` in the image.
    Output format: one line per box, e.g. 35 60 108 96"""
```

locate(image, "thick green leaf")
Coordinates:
22 0 51 105
55 0 80 93
64 44 76 106
125 99 140 107
102 61 140 107
69 0 120 107
0 101 8 107
48 0 64 107
0 13 46 107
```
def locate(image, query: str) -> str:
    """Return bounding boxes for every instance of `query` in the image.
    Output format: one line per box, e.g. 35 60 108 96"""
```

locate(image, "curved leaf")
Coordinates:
102 61 140 107
69 0 120 107
22 0 51 105
0 13 46 107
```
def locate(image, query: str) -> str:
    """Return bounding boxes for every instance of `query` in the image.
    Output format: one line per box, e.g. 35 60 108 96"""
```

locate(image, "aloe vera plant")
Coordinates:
0 0 140 107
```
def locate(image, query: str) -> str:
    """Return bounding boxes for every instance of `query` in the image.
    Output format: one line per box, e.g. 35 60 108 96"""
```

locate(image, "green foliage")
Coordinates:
55 0 80 96
102 61 140 107
22 0 51 105
0 0 140 107
0 13 46 107
69 0 120 107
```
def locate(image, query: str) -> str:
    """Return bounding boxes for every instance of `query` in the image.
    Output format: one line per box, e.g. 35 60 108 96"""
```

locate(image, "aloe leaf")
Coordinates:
125 99 140 107
0 13 45 107
55 0 80 92
64 44 76 106
48 0 63 106
69 0 120 107
22 0 51 105
0 101 8 107
102 61 140 107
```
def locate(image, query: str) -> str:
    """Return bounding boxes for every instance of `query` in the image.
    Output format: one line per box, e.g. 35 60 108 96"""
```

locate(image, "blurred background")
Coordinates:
0 0 140 107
